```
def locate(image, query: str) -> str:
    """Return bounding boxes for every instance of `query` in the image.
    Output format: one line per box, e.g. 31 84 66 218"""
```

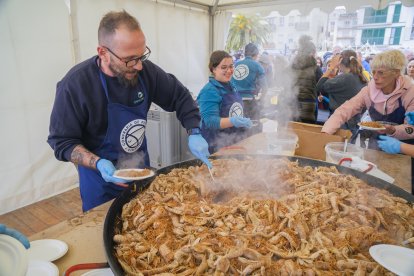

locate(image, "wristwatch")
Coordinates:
187 127 202 135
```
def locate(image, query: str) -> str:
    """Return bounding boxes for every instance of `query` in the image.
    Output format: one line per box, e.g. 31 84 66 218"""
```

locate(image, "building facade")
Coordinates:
263 1 414 55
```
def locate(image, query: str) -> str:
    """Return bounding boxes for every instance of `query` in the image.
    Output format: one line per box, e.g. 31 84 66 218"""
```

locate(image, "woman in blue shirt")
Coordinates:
197 51 253 153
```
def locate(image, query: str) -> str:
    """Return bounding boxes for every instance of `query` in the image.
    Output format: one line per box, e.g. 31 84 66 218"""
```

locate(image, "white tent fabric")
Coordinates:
212 11 233 51
0 0 209 214
0 0 77 215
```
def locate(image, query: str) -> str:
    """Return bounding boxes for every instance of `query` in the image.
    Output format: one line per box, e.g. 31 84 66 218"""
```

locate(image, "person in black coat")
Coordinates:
291 35 322 123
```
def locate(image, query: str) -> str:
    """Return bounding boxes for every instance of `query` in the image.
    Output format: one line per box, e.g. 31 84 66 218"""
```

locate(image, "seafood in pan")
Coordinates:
113 158 413 275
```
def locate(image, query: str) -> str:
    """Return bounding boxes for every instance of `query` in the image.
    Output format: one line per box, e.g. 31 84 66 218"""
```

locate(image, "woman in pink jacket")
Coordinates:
322 49 414 149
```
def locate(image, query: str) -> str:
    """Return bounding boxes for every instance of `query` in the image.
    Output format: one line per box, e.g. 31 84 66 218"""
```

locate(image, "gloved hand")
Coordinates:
0 224 30 249
96 159 129 183
230 117 253 128
405 111 414 125
378 135 401 154
188 134 212 168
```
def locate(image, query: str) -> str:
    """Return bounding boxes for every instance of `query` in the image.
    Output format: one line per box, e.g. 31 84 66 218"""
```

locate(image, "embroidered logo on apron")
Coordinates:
233 64 249 80
229 102 243 117
120 119 146 153
134 91 145 104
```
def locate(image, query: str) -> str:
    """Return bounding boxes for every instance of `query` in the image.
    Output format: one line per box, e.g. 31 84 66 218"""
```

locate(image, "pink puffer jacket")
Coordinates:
322 75 414 140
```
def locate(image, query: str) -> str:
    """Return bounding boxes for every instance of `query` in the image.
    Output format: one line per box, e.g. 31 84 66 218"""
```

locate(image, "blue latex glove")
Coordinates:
230 117 253 128
188 134 212 168
405 111 414 125
0 224 30 249
96 159 129 183
378 135 401 154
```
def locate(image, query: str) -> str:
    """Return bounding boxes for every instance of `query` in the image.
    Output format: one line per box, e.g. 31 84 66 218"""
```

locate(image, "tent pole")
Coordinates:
69 0 81 64
209 8 214 53
210 0 220 53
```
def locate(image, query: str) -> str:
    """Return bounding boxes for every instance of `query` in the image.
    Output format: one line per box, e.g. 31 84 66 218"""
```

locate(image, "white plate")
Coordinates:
26 260 58 276
377 121 398 126
113 169 155 180
81 268 114 276
27 239 68 262
369 244 414 276
357 122 386 130
0 234 28 276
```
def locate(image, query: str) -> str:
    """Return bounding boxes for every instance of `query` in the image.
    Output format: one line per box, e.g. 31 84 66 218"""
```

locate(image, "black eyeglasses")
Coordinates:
103 46 151 67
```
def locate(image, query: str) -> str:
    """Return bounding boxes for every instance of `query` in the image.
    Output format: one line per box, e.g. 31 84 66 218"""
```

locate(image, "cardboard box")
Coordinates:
288 122 352 161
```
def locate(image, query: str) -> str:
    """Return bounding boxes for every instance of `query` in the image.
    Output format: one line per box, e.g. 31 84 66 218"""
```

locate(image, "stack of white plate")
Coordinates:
0 234 68 276
26 239 68 276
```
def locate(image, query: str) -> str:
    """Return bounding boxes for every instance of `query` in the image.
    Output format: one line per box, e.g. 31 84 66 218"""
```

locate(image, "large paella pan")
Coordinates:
103 155 414 275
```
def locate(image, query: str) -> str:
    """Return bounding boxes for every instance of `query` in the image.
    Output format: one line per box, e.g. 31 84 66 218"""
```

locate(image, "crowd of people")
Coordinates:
197 37 414 166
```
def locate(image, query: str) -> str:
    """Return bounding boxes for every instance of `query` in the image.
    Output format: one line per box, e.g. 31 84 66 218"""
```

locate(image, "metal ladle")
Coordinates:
207 167 228 203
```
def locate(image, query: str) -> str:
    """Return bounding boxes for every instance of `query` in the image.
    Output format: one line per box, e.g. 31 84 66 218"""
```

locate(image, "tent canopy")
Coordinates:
161 0 414 15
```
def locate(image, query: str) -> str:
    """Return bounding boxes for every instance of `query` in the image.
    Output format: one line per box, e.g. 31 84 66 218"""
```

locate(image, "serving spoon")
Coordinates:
206 167 229 203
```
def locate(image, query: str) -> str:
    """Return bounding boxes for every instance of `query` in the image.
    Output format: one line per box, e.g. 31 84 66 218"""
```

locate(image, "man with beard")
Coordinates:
47 10 210 211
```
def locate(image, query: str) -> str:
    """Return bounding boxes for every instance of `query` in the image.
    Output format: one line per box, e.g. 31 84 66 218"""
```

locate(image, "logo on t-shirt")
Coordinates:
120 119 146 153
229 102 243 117
405 127 413 134
134 91 144 104
233 64 249 80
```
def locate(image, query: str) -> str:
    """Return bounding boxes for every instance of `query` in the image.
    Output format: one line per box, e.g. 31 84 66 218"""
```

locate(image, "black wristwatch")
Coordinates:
187 127 202 135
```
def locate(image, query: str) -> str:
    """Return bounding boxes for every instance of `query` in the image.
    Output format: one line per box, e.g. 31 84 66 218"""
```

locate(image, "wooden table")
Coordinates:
30 132 412 275
29 202 111 275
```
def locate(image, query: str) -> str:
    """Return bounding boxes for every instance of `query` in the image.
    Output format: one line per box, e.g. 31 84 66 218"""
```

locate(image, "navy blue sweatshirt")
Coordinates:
47 56 200 162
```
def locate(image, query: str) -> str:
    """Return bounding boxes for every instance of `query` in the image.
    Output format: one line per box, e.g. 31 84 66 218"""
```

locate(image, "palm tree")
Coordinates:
226 14 270 52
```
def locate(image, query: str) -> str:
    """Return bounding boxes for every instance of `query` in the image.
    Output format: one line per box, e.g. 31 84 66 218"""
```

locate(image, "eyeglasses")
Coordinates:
372 69 394 77
104 46 151 67
219 64 234 72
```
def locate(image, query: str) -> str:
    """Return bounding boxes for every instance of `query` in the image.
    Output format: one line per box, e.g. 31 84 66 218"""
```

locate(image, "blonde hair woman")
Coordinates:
406 58 414 81
322 49 414 149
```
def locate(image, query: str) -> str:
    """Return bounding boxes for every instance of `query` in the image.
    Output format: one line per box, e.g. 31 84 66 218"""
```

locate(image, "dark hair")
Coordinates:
208 50 231 73
245 43 259 57
98 10 141 47
298 35 316 56
341 49 367 83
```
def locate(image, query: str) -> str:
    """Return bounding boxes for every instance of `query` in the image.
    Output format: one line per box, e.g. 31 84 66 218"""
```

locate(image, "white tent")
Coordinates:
1 0 413 214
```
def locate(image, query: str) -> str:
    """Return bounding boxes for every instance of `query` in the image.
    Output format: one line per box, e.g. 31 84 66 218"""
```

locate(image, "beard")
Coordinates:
108 62 139 88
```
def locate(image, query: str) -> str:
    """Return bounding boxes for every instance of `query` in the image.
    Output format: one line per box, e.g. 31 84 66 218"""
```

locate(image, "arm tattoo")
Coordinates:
70 145 99 169
89 156 99 168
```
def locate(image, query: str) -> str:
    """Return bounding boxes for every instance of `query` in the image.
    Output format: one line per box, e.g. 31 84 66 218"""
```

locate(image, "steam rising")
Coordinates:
201 158 295 202
116 151 147 169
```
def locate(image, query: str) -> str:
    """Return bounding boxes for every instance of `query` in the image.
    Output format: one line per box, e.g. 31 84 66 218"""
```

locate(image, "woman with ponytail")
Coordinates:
316 49 368 131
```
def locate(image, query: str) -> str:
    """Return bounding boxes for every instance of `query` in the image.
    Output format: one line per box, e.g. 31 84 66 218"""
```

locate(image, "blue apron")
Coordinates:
201 85 247 153
355 97 405 149
77 71 149 211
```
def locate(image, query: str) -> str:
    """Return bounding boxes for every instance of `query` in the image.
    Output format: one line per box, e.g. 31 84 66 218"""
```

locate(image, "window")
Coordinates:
363 7 388 24
393 4 401 23
288 16 295 27
389 27 402 45
411 22 414 40
361 28 385 45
